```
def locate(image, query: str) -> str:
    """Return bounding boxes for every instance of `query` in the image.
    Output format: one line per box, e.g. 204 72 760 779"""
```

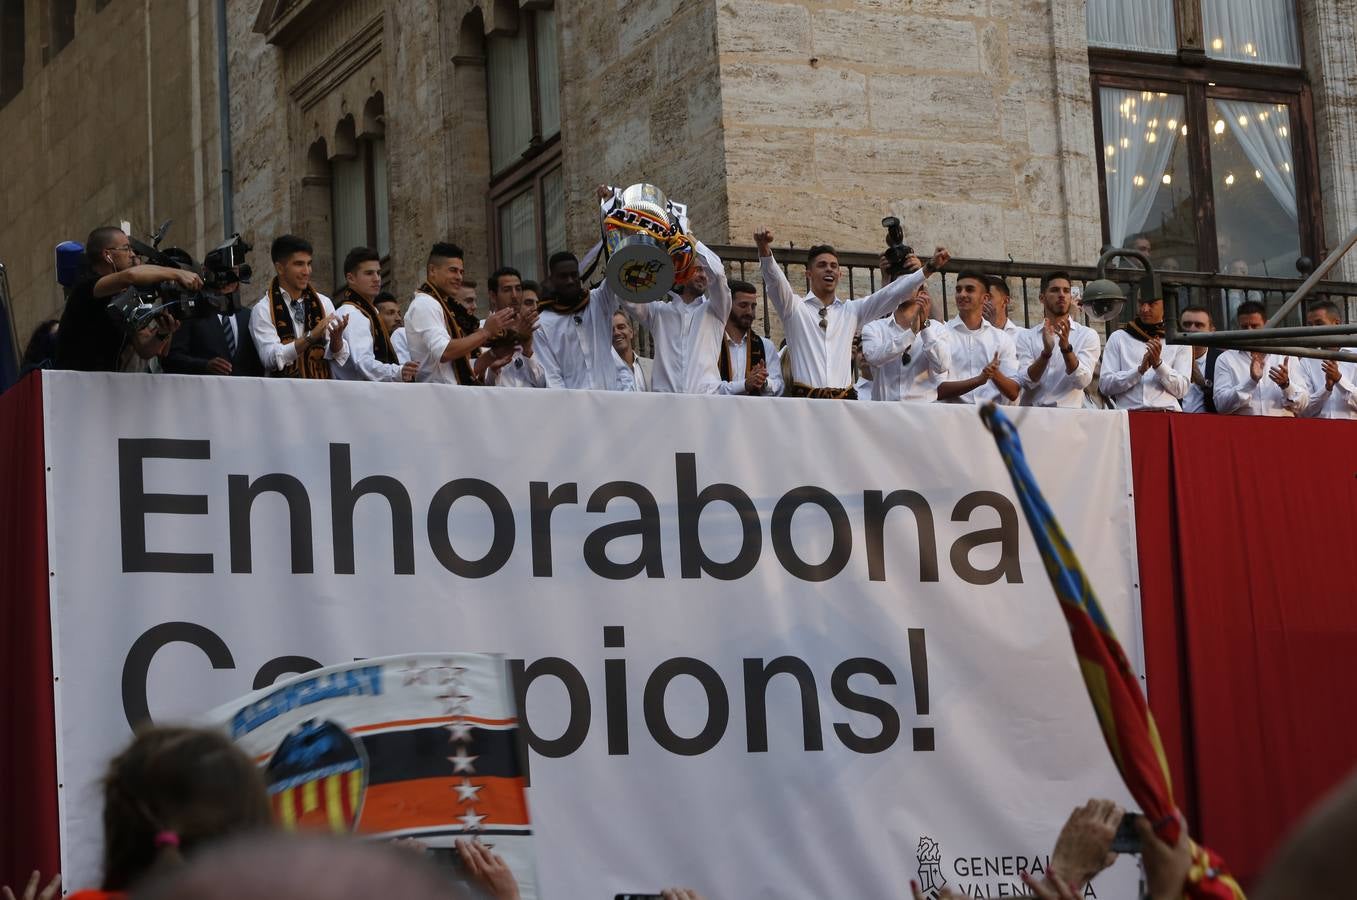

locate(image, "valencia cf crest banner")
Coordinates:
206 654 537 898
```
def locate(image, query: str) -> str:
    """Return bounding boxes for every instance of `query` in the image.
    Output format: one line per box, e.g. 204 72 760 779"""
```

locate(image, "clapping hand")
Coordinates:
1054 318 1071 347
981 352 1001 383
327 313 349 354
1049 799 1122 889
1041 319 1057 353
2 871 62 900
1268 358 1290 390
747 362 769 392
1323 358 1342 391
1250 352 1267 382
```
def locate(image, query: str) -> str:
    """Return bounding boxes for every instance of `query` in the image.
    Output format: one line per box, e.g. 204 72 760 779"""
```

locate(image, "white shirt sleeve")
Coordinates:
762 337 785 396
694 240 733 326
318 295 350 367
534 321 566 389
1212 353 1256 414
1098 333 1142 399
849 268 928 328
1152 345 1190 400
860 318 914 367
249 295 297 373
1054 327 1100 394
759 256 800 326
405 296 451 372
337 306 400 381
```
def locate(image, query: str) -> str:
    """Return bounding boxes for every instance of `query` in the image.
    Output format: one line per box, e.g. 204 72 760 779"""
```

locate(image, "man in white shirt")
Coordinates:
331 247 418 383
1300 300 1357 420
938 272 1019 405
860 283 948 402
754 227 949 398
535 251 622 390
620 241 732 394
482 266 546 389
716 280 782 396
612 311 651 391
249 234 350 379
1177 305 1215 413
405 242 513 385
983 275 1023 341
1212 300 1308 416
1014 271 1101 408
1098 292 1191 410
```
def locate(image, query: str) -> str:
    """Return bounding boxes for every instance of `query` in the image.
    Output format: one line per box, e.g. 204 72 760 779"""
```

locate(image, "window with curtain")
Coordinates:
330 135 392 285
487 3 564 280
1089 0 1319 298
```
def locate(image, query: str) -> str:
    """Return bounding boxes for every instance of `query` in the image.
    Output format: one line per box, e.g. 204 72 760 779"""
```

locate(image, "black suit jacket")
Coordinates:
164 307 263 376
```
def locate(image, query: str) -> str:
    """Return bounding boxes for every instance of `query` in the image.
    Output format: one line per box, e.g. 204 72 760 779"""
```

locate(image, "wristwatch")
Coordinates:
1059 343 1073 354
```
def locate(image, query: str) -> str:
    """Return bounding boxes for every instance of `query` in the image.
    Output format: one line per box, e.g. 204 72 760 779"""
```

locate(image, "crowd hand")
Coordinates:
913 287 934 328
169 269 204 291
660 890 706 900
1323 358 1342 391
596 183 614 201
982 295 996 321
400 361 419 383
1268 359 1290 390
1054 318 1071 345
1145 337 1162 368
327 313 350 353
1041 319 1057 353
1049 799 1122 889
981 352 1001 383
928 246 951 272
754 228 774 257
132 313 180 359
206 357 233 376
747 362 768 392
308 312 337 346
483 308 515 340
515 305 540 337
456 839 520 900
1249 351 1267 382
1134 813 1192 900
2 871 62 900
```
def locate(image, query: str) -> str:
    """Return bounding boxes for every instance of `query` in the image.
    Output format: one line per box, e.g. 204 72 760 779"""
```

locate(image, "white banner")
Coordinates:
44 371 1145 898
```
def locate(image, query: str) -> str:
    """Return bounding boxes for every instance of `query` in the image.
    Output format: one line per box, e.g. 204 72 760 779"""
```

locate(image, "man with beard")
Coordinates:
332 247 418 382
405 242 513 384
1098 290 1191 410
716 280 782 396
535 250 621 390
1211 300 1308 416
1177 305 1215 413
482 266 546 388
1300 300 1357 419
249 234 350 379
756 227 949 398
1014 271 1100 407
937 272 1019 404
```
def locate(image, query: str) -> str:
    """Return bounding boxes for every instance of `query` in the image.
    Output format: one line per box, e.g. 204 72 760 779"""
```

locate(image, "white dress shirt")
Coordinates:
1000 318 1022 340
760 258 928 390
860 315 950 402
854 377 875 401
716 331 784 396
1212 350 1308 416
535 284 622 390
485 349 547 388
1014 319 1101 408
613 348 648 392
1300 357 1357 419
391 327 410 364
332 302 402 382
1098 328 1191 410
622 241 732 394
249 287 349 373
405 290 479 385
1182 356 1208 414
942 316 1018 406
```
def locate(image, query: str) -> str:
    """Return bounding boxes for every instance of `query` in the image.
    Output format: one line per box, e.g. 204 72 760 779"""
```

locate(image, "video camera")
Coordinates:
106 219 253 333
880 216 917 281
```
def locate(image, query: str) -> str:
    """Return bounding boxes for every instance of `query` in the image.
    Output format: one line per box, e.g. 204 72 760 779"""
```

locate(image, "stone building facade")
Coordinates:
3 0 1355 344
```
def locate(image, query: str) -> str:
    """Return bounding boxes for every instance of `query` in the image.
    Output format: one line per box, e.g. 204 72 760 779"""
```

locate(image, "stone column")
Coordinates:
1300 0 1357 282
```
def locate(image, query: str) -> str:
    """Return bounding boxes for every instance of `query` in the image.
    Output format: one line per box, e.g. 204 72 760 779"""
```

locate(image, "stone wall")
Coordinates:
0 0 225 342
1301 0 1357 282
714 0 1103 270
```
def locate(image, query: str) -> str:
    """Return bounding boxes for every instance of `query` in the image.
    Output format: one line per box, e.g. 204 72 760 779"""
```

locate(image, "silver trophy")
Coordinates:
601 184 695 303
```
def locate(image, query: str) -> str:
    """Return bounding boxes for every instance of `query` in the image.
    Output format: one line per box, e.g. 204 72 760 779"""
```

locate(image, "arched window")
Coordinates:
483 4 564 280
329 94 391 285
0 0 24 106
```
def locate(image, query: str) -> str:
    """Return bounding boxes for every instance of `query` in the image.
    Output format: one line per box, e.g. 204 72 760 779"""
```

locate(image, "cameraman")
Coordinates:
56 226 202 371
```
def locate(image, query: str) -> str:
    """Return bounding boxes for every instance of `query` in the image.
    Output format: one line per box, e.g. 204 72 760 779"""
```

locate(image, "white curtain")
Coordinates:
1217 99 1298 221
499 191 538 280
487 31 533 174
1086 0 1176 53
1202 0 1301 67
1100 88 1184 247
535 9 561 140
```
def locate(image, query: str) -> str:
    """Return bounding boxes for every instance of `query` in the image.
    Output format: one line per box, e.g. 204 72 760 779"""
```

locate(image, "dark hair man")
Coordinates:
521 280 542 306
1210 300 1308 416
1300 300 1357 419
55 225 202 371
982 274 1022 339
755 227 950 398
1178 305 1215 413
456 279 480 317
1014 271 1100 407
377 292 411 365
938 271 1020 404
404 242 512 384
482 266 546 388
716 280 782 396
859 282 947 402
535 249 623 390
248 235 349 379
331 247 417 383
1098 286 1191 410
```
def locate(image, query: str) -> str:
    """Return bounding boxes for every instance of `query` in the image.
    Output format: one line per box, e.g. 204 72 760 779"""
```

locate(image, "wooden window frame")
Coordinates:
1089 0 1324 272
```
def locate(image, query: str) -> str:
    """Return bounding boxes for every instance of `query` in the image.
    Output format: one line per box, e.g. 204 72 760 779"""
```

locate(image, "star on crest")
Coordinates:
449 747 479 774
454 778 483 803
444 720 474 742
458 808 486 830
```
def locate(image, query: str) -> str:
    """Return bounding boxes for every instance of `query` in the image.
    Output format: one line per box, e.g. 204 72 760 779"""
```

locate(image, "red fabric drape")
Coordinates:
1132 411 1357 885
0 373 60 888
